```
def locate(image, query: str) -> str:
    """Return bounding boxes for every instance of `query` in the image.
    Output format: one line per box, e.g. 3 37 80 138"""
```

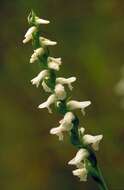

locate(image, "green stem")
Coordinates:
96 165 109 190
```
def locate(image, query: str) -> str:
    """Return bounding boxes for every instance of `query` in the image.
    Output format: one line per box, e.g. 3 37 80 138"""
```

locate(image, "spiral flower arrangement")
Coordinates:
23 10 108 190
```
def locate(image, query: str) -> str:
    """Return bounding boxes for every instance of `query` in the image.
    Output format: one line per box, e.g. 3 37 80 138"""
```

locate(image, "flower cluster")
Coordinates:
23 11 103 183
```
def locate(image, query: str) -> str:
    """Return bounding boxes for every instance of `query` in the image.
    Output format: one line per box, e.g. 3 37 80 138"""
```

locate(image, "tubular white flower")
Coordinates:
30 48 44 63
83 134 103 151
50 112 75 140
23 26 37 44
31 70 49 88
72 167 88 181
54 84 66 100
39 37 57 46
68 148 89 166
42 80 52 92
47 57 62 71
56 77 76 90
35 16 50 24
78 127 85 136
38 94 57 113
67 100 91 115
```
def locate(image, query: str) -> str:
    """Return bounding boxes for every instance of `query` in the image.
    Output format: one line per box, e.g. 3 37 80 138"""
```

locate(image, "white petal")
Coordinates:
48 57 62 71
72 168 88 181
83 134 103 151
50 126 64 141
40 37 57 46
35 16 50 24
31 70 49 87
54 84 66 100
56 77 76 90
25 26 37 37
62 112 75 125
23 35 32 44
67 100 91 113
38 94 56 113
30 48 44 63
68 148 89 166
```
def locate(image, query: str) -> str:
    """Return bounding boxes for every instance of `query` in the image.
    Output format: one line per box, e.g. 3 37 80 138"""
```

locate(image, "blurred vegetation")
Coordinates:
0 0 124 189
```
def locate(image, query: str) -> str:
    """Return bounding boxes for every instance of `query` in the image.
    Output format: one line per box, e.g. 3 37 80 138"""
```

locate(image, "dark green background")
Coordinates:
0 0 124 189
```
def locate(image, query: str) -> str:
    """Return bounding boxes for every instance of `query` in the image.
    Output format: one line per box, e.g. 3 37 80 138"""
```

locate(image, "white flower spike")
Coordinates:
68 148 89 167
56 77 76 90
23 26 37 44
54 84 66 100
40 37 57 46
31 70 49 88
38 94 57 113
83 134 103 151
30 48 44 63
23 12 107 188
72 167 88 182
48 57 62 71
35 16 50 24
67 100 91 115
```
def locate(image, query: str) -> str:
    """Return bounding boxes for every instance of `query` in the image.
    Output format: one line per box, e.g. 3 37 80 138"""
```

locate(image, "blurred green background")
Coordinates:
0 0 124 189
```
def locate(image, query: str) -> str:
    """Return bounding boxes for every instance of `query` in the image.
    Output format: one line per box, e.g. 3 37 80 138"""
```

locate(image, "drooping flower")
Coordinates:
31 70 49 88
38 94 57 113
23 26 37 44
56 77 76 90
30 48 44 63
72 167 88 181
50 112 75 140
67 100 91 115
47 57 62 71
54 84 66 100
83 134 103 151
39 37 57 46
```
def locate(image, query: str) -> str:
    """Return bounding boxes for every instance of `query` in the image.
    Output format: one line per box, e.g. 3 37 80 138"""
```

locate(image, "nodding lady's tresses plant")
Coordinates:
23 10 109 190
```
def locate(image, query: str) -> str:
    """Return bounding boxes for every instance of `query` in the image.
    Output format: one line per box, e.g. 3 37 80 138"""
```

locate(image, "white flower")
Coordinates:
54 84 66 100
72 167 88 181
31 70 49 88
83 134 103 151
68 148 89 167
35 16 50 24
38 94 57 113
56 77 76 90
39 37 57 46
48 57 62 71
23 26 37 44
30 48 44 63
50 112 75 140
50 126 65 141
42 80 52 92
67 100 91 115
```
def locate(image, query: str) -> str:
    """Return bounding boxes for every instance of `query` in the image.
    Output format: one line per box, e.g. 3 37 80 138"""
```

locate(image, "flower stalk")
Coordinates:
23 10 109 190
